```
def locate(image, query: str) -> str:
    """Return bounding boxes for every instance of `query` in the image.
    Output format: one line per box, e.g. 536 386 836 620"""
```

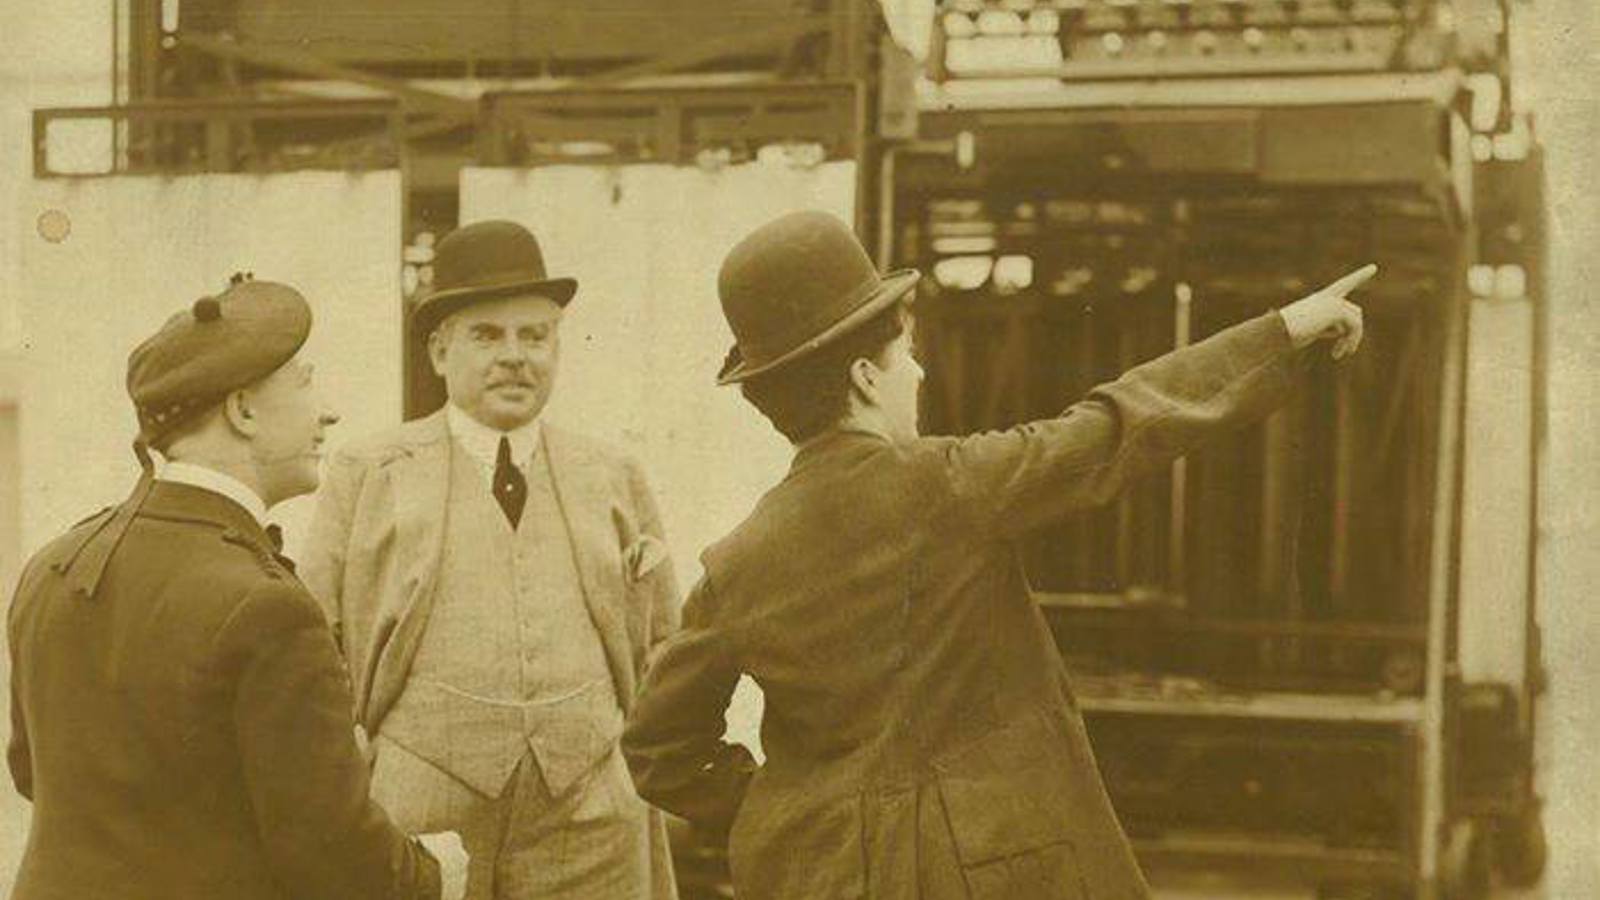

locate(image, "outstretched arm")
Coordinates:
945 265 1375 539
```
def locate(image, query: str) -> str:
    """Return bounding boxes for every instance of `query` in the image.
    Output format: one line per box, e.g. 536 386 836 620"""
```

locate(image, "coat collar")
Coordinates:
157 461 271 527
445 403 542 477
393 407 453 452
136 480 278 555
789 425 892 475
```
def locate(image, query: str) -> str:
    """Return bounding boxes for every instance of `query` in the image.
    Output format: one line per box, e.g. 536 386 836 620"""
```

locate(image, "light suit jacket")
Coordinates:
302 409 680 897
624 312 1304 900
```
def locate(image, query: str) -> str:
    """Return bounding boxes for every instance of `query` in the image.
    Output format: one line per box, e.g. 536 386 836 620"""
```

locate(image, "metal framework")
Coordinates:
32 99 404 178
94 1 888 420
927 0 1513 98
476 83 863 168
901 178 1450 694
105 1 883 180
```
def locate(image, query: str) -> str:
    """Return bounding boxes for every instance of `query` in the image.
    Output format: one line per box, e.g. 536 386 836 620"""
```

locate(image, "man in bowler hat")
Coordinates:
303 221 680 899
623 211 1377 899
6 276 468 900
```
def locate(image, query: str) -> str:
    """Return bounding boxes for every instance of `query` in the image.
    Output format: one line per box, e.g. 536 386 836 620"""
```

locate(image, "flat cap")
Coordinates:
126 275 312 445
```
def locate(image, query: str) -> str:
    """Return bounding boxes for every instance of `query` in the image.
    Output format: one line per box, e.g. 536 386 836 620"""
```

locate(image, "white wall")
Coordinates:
1458 294 1535 686
17 172 405 556
0 4 118 889
0 3 116 352
1522 3 1600 896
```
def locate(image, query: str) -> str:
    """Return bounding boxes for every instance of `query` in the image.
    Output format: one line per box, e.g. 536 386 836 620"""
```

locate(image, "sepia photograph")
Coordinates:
0 1 1595 898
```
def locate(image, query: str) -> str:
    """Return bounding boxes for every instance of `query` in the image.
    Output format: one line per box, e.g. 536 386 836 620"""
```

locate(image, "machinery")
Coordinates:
29 2 1547 896
889 2 1545 897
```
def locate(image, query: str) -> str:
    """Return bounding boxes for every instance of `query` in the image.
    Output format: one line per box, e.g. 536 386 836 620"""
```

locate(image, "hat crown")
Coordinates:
126 279 312 443
432 220 552 294
411 220 577 339
717 211 885 370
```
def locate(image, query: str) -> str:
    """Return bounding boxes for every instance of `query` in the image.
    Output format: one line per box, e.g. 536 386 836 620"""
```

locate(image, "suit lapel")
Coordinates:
393 418 452 600
361 410 452 732
542 426 635 706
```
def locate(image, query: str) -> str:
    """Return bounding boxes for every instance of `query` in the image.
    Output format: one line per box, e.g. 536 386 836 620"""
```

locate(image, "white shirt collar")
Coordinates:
157 461 271 527
447 402 542 479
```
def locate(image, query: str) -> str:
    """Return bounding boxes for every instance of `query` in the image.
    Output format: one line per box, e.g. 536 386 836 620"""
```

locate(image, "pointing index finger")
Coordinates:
1322 263 1379 298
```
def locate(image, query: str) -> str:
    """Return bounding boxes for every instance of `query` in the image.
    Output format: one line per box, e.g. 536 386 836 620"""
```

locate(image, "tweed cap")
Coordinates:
126 275 312 445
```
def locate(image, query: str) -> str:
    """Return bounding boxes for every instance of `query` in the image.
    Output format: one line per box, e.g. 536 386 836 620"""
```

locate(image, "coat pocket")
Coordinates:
932 711 1087 899
961 842 1086 900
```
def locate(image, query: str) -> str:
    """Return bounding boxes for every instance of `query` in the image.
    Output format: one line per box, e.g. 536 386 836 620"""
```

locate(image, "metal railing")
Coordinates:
32 99 405 178
477 82 862 168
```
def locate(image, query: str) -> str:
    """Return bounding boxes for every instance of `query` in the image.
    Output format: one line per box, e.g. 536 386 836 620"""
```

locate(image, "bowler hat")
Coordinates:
716 211 919 385
412 220 577 339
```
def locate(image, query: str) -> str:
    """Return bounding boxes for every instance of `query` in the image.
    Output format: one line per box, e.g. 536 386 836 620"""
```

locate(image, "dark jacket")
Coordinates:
6 481 441 900
623 312 1301 899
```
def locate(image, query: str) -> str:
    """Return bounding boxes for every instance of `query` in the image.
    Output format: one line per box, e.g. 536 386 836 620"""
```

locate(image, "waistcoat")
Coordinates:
382 441 622 798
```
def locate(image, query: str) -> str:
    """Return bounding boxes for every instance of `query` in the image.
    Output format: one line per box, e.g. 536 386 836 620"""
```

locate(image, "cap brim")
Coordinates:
717 268 921 385
411 276 578 339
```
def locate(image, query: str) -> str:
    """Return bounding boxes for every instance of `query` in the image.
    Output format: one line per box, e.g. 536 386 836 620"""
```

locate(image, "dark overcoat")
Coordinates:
6 481 441 900
623 312 1301 899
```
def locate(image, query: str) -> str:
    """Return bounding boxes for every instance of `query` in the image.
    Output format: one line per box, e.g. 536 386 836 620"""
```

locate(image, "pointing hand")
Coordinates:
1279 264 1378 360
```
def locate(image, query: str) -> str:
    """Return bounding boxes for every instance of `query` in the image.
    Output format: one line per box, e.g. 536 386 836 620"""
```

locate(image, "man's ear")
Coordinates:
427 329 449 376
222 390 257 438
848 356 879 403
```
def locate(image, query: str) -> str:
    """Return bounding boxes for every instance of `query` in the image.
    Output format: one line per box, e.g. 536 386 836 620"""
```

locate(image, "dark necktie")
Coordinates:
494 436 528 528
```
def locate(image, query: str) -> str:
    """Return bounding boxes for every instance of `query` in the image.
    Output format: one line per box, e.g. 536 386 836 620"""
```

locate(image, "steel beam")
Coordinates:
180 32 476 118
32 99 403 178
580 16 830 87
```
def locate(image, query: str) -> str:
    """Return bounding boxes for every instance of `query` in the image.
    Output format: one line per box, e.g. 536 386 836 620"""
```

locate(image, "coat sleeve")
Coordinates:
300 450 364 655
212 580 441 900
942 310 1301 539
622 574 757 837
7 662 30 801
6 562 38 801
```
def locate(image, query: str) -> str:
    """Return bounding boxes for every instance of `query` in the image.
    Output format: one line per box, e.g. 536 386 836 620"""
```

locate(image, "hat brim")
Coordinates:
717 268 921 385
411 276 578 339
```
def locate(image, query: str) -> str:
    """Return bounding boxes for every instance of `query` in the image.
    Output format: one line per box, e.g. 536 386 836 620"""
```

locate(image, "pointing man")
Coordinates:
7 276 468 900
624 211 1375 899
